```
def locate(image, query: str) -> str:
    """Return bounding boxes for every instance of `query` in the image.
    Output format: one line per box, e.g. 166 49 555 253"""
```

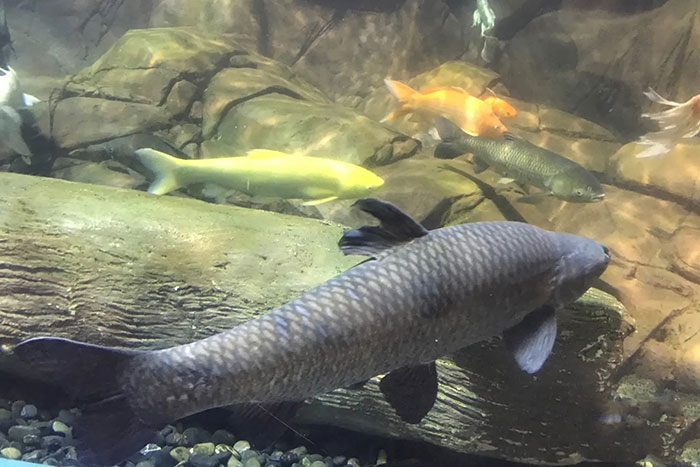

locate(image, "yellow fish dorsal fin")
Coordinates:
245 149 288 159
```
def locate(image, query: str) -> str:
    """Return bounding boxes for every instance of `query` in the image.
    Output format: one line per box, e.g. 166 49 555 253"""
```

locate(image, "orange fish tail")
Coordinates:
384 79 418 103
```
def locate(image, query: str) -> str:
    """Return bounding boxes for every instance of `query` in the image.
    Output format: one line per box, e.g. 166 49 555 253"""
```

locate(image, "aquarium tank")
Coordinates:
0 0 698 466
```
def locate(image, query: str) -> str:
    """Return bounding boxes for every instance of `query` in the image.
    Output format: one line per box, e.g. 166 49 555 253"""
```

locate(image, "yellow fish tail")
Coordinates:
135 148 184 195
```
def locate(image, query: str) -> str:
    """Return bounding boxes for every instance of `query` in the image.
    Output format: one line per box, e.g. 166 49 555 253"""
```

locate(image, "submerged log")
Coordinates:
0 173 649 464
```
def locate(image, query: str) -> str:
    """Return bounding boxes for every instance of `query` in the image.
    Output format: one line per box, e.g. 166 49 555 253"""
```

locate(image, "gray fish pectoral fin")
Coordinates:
338 198 428 257
12 337 154 466
503 305 557 374
516 192 551 204
379 362 438 424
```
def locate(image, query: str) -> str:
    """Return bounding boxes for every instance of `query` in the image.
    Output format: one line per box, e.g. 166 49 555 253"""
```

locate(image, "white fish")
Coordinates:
472 0 496 37
0 66 40 109
0 104 31 163
636 88 700 158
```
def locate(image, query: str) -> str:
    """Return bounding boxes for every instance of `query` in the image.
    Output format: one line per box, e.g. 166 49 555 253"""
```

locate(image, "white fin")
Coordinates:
21 93 40 107
427 127 440 140
302 196 338 206
498 177 516 185
643 88 680 107
245 149 287 159
0 106 31 156
134 148 184 195
635 143 673 158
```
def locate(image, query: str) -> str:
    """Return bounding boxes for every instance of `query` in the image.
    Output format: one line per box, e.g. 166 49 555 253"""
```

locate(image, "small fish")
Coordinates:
382 79 508 138
0 66 39 109
636 88 700 158
472 0 496 37
434 118 604 203
135 148 384 206
13 197 610 466
0 104 31 163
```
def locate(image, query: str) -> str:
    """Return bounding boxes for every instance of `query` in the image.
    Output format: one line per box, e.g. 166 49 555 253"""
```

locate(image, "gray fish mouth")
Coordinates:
591 193 605 201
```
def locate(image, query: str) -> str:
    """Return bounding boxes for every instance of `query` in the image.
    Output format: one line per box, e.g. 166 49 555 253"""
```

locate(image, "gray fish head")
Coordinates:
549 232 611 307
548 171 605 203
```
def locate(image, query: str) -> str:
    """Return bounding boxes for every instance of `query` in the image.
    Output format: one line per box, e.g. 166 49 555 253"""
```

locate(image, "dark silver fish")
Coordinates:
434 118 605 203
13 198 610 466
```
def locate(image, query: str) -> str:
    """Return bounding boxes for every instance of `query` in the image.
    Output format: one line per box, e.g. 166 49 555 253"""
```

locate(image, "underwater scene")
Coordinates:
0 0 698 466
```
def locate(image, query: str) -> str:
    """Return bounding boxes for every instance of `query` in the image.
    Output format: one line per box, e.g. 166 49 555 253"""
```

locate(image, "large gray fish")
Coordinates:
434 118 605 203
13 198 610 466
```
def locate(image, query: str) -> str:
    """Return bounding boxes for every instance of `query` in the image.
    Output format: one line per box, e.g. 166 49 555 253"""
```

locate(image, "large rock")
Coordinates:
44 27 416 188
150 0 469 102
5 0 154 76
606 139 700 207
497 0 700 138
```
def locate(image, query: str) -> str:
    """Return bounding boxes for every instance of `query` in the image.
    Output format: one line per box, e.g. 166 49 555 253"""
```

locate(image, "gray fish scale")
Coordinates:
123 222 560 424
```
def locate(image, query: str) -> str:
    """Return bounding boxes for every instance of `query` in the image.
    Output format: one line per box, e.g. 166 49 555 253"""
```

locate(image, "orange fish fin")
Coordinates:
419 86 470 95
381 104 414 122
384 79 417 103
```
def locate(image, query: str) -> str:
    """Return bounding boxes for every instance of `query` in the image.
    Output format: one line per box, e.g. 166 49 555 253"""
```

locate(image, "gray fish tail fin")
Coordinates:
433 117 472 159
339 198 428 257
13 337 155 466
135 147 185 195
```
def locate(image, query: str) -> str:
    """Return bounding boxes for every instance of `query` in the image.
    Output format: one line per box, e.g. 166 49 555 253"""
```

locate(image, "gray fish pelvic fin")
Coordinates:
12 337 154 466
379 362 438 424
338 198 428 257
472 157 489 174
503 305 557 374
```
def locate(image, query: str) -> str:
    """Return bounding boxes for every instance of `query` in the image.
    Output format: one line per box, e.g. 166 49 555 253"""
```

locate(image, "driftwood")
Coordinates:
0 172 654 465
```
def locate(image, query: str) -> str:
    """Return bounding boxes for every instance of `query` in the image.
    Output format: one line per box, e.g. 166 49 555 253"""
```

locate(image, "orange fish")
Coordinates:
482 95 517 118
382 79 507 138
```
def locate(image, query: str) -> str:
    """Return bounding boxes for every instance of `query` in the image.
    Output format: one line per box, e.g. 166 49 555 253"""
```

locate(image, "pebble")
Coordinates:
0 447 21 459
52 420 72 436
8 425 41 443
182 427 211 446
10 400 25 418
192 442 216 456
136 461 156 467
240 450 259 462
243 457 261 467
307 454 324 462
332 456 347 466
150 448 177 467
233 439 251 454
56 409 77 426
346 459 361 467
227 457 244 467
309 462 327 467
164 431 183 446
0 409 12 431
280 451 301 465
22 449 48 462
211 429 236 446
189 452 220 467
19 404 37 419
22 434 41 446
41 435 65 450
169 445 190 463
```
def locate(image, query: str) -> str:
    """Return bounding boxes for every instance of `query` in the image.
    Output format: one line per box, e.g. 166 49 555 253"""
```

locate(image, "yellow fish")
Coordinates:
135 148 384 206
382 79 508 138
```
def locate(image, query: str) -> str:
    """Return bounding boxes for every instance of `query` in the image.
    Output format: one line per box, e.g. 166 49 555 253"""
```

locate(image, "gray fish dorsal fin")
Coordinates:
503 132 523 142
503 305 557 374
434 116 463 140
379 362 438 424
338 198 428 257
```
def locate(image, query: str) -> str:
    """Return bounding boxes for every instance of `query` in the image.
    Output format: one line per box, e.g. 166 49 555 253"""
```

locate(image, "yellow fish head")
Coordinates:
340 167 385 198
